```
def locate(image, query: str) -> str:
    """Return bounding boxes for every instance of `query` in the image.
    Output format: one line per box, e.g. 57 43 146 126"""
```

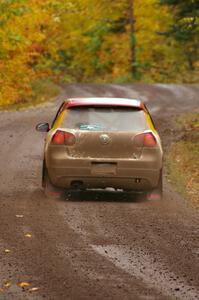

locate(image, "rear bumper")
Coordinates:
47 156 162 190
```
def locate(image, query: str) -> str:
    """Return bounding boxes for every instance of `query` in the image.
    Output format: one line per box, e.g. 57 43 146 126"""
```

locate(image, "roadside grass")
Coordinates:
0 78 60 111
166 112 199 207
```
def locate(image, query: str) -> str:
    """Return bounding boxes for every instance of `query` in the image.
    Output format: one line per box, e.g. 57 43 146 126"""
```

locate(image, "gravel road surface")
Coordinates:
0 84 199 300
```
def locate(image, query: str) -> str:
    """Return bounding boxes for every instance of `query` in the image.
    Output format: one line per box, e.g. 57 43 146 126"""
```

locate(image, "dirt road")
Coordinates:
0 84 199 300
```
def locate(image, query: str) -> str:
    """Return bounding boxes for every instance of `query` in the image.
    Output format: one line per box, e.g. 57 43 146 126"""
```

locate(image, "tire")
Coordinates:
43 164 66 200
126 170 163 201
147 170 163 200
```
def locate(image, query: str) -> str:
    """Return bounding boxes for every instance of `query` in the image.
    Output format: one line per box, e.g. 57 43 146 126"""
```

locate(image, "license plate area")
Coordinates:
91 162 117 175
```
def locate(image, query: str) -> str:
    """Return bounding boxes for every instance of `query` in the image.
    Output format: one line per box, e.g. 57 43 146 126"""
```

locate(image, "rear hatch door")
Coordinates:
62 106 148 159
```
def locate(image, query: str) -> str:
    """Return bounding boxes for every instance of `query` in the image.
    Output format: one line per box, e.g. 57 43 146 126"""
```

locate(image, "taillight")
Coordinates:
52 130 65 145
144 132 156 147
51 130 76 146
134 132 157 147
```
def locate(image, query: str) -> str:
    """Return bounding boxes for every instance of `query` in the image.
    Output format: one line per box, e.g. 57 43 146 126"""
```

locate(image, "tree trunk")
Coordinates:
129 0 136 76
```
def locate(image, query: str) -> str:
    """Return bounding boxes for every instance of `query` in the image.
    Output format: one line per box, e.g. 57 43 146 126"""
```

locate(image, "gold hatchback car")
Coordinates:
36 98 163 200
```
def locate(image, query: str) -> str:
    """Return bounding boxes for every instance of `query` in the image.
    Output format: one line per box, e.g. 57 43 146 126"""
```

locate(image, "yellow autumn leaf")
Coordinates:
25 234 32 238
18 282 31 287
3 280 11 288
4 249 11 253
29 287 39 292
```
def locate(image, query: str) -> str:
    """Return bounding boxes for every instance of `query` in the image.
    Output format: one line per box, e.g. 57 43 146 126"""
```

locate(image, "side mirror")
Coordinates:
36 122 49 132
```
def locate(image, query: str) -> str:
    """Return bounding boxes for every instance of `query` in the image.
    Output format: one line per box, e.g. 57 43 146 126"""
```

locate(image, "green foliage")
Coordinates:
31 78 60 103
160 0 199 69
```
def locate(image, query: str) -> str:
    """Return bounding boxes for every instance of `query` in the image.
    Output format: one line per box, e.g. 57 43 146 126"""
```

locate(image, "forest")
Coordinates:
0 0 198 106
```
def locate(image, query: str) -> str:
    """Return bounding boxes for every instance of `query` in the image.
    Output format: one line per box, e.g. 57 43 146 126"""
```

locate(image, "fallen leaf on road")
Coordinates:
3 280 11 288
18 282 31 287
16 215 24 218
29 287 39 292
4 249 11 253
25 234 32 238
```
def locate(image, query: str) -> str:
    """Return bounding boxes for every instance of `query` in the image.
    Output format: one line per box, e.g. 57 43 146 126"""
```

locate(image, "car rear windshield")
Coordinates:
62 106 148 132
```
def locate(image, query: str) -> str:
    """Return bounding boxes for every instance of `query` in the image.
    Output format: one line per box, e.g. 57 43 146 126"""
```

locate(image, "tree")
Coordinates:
0 0 198 107
160 0 199 70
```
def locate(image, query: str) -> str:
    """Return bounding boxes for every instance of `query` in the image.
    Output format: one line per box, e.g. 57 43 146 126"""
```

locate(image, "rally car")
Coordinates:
36 98 163 200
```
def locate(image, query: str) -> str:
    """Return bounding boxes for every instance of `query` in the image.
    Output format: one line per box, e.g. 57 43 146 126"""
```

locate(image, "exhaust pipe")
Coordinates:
71 181 84 190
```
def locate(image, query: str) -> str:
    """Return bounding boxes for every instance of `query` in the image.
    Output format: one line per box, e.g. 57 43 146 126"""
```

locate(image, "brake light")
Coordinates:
52 130 65 145
51 130 76 146
134 132 157 147
144 132 156 147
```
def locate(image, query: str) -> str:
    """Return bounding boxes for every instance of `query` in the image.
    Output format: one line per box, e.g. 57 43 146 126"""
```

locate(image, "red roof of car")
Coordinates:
65 97 144 109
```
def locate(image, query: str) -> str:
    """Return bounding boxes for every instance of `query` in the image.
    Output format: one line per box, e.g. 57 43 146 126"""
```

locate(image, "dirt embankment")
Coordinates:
166 111 199 208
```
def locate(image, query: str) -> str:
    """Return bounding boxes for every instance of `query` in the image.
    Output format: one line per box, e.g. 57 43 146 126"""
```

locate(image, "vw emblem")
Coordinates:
100 134 110 145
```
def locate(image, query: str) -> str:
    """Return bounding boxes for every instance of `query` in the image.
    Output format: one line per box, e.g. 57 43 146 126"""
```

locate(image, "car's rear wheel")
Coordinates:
43 163 66 200
147 170 163 201
125 171 163 201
